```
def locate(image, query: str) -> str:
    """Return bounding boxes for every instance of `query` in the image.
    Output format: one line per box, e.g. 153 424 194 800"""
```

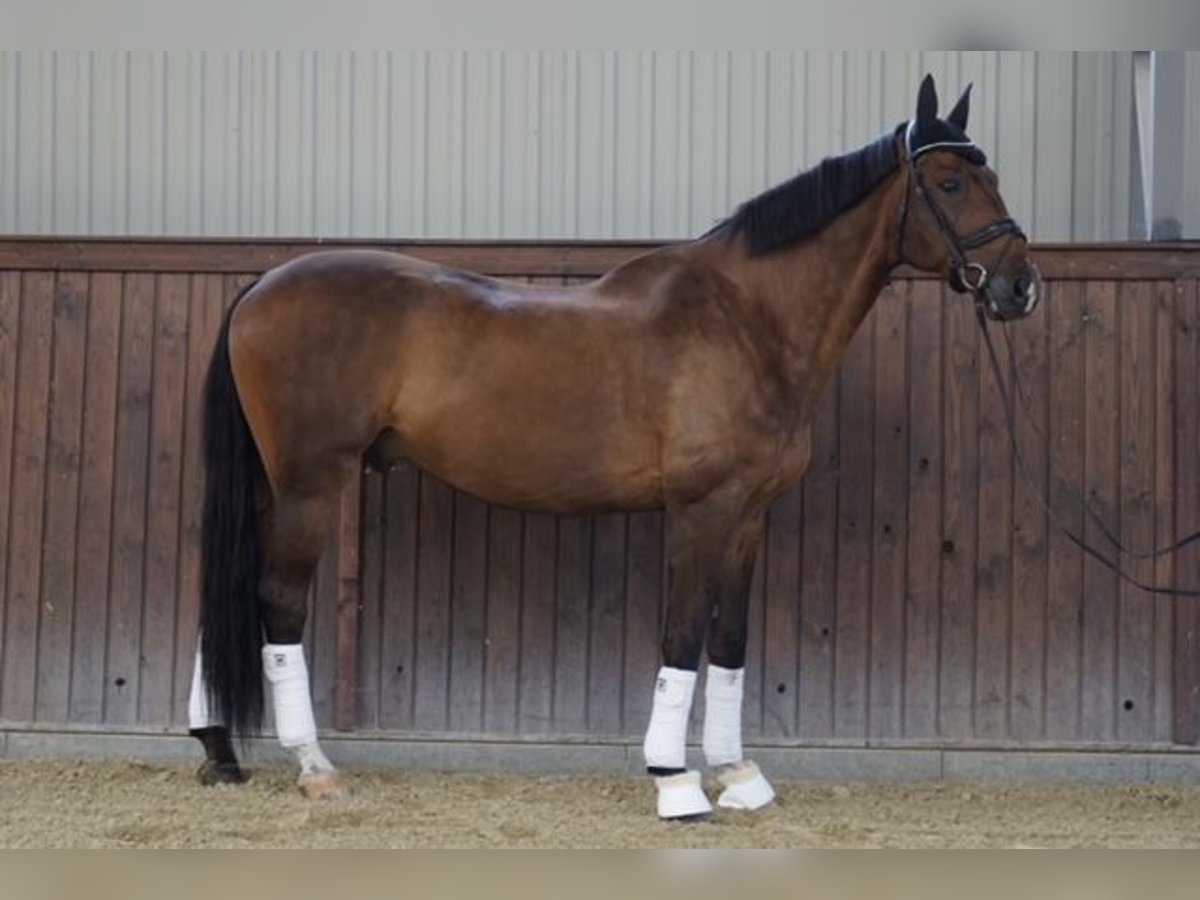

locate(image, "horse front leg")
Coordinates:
644 500 764 819
704 531 776 811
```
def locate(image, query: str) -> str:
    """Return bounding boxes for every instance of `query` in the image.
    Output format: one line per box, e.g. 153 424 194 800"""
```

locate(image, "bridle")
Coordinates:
897 144 1026 312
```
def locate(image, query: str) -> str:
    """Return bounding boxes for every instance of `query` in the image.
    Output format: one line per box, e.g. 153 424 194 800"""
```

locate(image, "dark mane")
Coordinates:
707 129 902 256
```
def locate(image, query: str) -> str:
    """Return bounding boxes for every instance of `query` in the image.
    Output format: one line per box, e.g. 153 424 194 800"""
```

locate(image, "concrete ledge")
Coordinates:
751 746 944 782
942 750 1152 785
2 728 1198 785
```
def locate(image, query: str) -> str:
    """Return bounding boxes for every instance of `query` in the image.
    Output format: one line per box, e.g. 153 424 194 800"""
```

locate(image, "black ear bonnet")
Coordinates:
905 74 987 166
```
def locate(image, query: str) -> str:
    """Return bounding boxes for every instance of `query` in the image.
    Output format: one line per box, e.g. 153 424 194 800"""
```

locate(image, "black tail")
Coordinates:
200 281 265 737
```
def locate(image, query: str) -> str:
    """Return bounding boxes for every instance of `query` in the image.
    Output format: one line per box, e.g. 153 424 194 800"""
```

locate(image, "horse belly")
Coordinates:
393 385 662 514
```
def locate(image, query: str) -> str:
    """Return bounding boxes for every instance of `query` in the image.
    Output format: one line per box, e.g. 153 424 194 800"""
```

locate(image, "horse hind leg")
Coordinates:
260 489 347 799
187 644 248 785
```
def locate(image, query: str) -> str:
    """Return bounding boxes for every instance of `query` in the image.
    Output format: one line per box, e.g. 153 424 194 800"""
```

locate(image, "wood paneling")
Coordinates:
3 272 55 722
1173 278 1200 743
35 272 87 723
0 239 1198 752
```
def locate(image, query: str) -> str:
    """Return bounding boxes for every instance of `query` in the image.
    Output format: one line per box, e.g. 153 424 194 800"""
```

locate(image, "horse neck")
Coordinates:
698 173 904 413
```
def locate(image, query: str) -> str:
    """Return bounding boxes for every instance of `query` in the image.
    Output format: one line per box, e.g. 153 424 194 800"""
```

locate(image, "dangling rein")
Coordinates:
974 301 1200 598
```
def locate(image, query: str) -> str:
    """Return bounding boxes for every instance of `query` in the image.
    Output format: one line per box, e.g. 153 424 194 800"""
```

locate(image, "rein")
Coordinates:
898 147 1200 597
973 304 1200 598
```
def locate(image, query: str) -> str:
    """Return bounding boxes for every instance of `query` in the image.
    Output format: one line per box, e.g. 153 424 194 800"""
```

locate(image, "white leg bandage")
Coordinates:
642 666 697 770
702 665 775 810
702 664 744 767
262 643 319 748
187 641 216 730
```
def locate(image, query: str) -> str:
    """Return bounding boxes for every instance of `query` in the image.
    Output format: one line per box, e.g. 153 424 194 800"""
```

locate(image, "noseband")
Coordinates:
898 153 1025 303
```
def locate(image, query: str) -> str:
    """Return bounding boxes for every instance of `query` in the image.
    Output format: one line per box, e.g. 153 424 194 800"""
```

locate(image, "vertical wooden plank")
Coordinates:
139 273 190 726
2 272 54 722
413 474 453 730
172 274 226 726
1117 280 1157 741
939 287 980 738
35 272 88 723
1173 277 1200 744
484 506 522 734
1153 280 1177 742
833 309 874 738
356 471 385 729
588 513 626 735
307 503 341 729
0 273 19 685
378 464 419 730
335 479 361 731
104 272 155 725
1081 280 1119 742
903 279 943 738
622 511 662 737
553 514 592 733
447 492 487 732
1009 288 1050 740
762 485 801 738
799 377 838 738
1046 279 1086 740
520 513 558 733
741 522 767 738
869 283 908 738
70 273 121 724
975 295 1015 741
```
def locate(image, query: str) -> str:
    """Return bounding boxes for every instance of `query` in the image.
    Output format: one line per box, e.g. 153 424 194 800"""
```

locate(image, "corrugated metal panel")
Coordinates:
1186 52 1200 239
0 51 1147 241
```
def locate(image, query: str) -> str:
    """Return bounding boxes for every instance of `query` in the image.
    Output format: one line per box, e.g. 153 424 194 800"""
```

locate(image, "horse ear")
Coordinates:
916 73 938 122
947 83 972 130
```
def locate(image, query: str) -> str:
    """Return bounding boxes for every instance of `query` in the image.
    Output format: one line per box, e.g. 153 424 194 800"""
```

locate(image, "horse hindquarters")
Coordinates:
189 287 348 798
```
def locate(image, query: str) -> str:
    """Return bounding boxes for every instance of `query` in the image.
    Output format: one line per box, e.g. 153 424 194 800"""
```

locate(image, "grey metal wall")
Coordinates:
0 51 1150 242
1186 52 1200 239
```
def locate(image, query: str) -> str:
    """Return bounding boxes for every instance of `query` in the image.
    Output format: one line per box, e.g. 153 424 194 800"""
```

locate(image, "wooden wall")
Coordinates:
2 239 1199 748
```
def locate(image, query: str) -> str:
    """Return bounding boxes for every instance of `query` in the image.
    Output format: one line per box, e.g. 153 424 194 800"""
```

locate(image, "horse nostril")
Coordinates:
1012 272 1039 314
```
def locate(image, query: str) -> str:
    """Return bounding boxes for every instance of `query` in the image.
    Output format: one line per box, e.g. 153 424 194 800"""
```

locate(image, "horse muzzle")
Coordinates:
976 264 1040 322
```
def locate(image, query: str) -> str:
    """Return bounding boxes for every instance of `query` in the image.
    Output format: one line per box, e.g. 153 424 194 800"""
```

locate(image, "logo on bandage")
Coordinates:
656 677 667 693
274 654 287 666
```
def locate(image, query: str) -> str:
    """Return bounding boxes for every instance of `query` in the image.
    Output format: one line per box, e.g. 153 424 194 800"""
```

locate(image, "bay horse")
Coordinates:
189 75 1038 818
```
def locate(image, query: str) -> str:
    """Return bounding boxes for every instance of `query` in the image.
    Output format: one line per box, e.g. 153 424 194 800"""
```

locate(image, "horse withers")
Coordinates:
188 75 1038 817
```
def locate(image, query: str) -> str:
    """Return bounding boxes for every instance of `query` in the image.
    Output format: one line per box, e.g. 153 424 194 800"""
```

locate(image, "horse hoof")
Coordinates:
197 760 248 786
715 760 775 811
298 771 348 800
654 770 713 820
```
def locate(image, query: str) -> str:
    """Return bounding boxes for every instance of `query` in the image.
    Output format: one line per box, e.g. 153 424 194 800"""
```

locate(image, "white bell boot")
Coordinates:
654 770 714 819
714 760 776 811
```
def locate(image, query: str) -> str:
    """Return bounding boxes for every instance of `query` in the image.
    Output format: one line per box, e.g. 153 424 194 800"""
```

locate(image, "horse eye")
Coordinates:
939 178 961 194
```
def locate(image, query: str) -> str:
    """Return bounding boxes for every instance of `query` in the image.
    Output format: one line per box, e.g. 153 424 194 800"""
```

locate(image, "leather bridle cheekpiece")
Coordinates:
897 135 1026 306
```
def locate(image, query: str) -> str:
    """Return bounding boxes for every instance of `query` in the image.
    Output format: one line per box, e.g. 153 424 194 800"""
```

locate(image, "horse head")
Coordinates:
898 74 1041 322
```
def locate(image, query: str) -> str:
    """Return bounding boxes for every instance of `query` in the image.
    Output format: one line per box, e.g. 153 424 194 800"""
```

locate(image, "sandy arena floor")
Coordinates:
3 759 1200 848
